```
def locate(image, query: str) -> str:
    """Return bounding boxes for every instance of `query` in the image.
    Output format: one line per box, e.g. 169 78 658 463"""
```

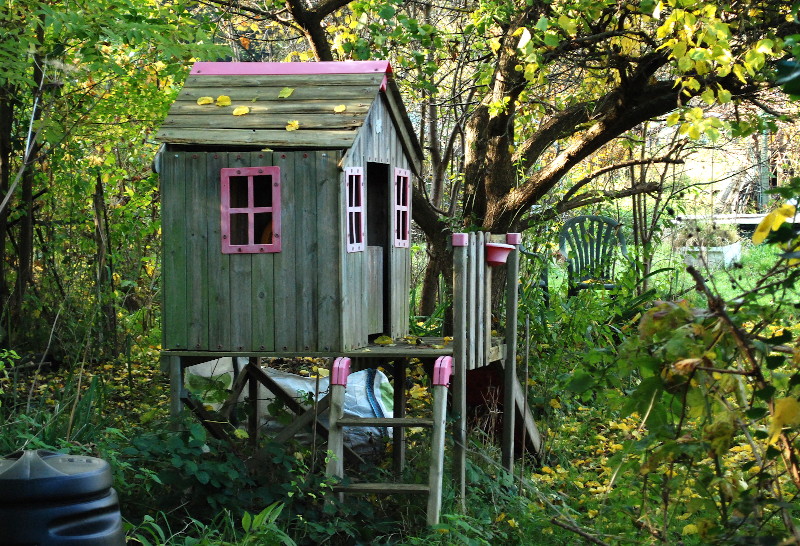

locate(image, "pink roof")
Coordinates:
191 61 393 76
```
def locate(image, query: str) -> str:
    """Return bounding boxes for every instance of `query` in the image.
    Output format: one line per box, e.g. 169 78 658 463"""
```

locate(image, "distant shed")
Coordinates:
157 61 423 354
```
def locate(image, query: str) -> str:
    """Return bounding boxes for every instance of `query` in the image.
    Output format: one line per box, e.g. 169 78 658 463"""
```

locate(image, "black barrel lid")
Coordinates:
0 450 113 502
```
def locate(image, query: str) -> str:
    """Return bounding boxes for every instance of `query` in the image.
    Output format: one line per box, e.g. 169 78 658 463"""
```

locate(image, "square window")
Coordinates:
221 167 281 254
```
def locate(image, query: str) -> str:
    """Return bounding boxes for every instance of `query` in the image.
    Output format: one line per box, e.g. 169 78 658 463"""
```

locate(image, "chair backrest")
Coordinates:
559 215 628 287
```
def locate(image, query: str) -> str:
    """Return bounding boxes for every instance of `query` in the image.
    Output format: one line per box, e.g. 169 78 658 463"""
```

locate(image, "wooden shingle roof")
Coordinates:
157 61 422 173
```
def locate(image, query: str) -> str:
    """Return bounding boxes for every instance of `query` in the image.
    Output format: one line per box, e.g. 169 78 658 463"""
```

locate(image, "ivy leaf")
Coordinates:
285 120 300 131
333 104 347 113
196 96 213 105
232 106 250 116
216 95 231 107
278 87 294 98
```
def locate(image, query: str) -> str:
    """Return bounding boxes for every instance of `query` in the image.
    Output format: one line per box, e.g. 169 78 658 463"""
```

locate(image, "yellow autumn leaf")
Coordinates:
216 95 231 107
196 96 213 105
753 204 796 244
333 104 347 113
768 397 800 444
278 87 294 98
374 335 393 345
232 106 250 116
286 120 300 131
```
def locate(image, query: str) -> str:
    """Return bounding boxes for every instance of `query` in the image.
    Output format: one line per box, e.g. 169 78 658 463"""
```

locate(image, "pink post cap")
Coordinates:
331 357 351 386
433 356 453 387
506 233 522 245
452 233 469 247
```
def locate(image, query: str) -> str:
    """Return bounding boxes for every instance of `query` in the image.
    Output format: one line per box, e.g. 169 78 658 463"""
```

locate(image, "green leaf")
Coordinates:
535 16 549 31
278 87 294 98
566 371 595 393
746 407 769 419
242 511 252 533
766 355 785 370
754 385 776 402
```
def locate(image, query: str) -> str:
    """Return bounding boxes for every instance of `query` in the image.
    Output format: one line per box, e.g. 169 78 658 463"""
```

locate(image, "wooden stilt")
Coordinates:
502 234 521 472
169 355 183 418
393 358 407 477
451 233 469 507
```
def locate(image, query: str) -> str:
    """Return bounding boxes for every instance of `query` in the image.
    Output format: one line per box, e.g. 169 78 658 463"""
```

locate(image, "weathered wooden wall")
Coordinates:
343 95 412 345
162 149 344 353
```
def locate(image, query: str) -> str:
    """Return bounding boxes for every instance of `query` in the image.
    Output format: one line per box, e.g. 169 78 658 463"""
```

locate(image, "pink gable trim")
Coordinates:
191 61 392 76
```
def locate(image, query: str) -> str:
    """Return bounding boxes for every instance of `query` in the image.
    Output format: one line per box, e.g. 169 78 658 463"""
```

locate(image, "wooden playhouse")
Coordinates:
156 61 540 525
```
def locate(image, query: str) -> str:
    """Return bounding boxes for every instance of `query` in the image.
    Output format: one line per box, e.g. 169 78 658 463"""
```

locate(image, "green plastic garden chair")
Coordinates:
559 215 628 298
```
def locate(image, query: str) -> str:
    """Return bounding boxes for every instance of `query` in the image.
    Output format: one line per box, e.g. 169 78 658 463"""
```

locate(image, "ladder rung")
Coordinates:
335 417 434 427
333 483 430 494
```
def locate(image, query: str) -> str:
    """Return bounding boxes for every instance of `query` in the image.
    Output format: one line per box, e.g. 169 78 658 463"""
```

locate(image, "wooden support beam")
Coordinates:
393 358 407 477
501 240 520 472
451 233 468 507
274 395 332 444
169 355 183 419
181 393 244 460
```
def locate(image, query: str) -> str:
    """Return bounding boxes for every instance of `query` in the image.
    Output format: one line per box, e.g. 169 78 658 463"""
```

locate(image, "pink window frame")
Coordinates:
220 166 281 254
345 167 365 253
394 168 411 248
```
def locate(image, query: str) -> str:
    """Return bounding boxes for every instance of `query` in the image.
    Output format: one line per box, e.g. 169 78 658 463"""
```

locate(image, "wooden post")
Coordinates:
427 356 452 526
326 357 350 483
451 233 468 507
502 234 521 472
393 358 407 476
168 355 183 418
248 357 258 445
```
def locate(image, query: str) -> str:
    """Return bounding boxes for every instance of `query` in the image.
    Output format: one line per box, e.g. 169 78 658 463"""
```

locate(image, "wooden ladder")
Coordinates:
325 356 453 526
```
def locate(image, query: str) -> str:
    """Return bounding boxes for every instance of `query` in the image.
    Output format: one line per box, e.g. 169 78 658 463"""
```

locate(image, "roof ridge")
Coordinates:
191 61 392 76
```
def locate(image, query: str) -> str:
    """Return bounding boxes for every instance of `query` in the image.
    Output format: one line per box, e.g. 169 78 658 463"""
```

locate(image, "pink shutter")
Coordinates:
345 167 365 253
394 168 411 248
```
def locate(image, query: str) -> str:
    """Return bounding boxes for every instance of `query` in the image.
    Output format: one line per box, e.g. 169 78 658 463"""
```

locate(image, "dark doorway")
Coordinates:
367 162 390 335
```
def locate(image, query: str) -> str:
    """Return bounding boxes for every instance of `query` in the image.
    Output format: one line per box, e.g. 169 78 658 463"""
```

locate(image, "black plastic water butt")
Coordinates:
0 450 124 545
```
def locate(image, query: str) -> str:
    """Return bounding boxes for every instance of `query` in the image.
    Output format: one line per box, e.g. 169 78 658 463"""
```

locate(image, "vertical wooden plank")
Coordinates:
274 152 297 351
476 232 486 370
186 152 209 350
296 151 318 350
161 150 188 349
251 151 275 352
502 244 520 472
467 233 477 371
206 152 231 351
315 151 342 352
228 153 253 351
485 248 493 364
451 238 468 508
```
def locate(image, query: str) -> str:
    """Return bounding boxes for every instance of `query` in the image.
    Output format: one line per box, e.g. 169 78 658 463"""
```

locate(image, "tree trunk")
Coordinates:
92 173 117 356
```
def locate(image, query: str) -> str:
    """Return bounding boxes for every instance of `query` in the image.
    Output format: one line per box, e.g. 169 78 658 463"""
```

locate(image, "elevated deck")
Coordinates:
162 336 503 361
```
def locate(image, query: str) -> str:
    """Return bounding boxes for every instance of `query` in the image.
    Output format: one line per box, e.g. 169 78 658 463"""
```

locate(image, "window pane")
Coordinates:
254 212 273 244
253 175 273 207
230 213 249 245
229 176 249 208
